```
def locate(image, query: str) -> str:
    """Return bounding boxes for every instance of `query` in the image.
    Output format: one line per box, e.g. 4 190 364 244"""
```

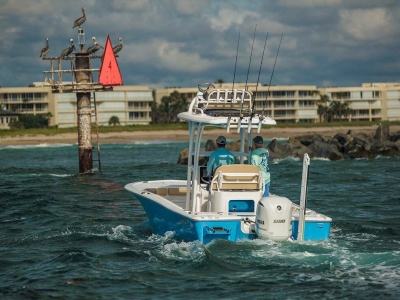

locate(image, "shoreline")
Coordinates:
1 125 399 146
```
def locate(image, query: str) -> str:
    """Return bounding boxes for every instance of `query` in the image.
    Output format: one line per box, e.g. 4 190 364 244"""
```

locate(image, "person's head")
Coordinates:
253 136 263 148
216 135 227 148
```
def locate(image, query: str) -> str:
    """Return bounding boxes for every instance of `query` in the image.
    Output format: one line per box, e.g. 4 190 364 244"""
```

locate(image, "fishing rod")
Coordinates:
244 24 257 91
238 24 257 132
227 31 241 132
248 32 269 133
252 32 269 114
262 33 283 116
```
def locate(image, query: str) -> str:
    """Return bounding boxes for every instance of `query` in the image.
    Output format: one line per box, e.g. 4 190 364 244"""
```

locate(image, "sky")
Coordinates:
1 0 400 89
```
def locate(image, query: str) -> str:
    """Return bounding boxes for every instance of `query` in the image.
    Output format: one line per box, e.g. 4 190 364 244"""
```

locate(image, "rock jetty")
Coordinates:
177 125 400 164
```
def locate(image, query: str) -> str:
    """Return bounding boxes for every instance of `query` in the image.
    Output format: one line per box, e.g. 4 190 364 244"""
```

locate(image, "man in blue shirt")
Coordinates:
207 136 235 176
250 136 270 197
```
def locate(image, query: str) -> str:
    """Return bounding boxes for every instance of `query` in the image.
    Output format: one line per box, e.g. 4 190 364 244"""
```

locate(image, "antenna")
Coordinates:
262 33 283 116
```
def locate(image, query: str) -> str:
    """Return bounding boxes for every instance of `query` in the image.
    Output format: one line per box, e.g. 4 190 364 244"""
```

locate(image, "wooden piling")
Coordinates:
75 53 93 173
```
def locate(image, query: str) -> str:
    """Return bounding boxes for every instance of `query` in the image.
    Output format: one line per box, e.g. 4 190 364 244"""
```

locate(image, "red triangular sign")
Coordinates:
98 35 123 86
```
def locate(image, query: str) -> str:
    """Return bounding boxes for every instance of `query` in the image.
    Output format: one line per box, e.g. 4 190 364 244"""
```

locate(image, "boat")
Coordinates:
125 84 332 244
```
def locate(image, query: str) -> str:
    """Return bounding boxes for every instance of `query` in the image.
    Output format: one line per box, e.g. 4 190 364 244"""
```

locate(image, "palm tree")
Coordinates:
316 94 330 122
108 115 120 126
45 112 53 126
335 91 347 122
155 91 187 124
340 102 352 121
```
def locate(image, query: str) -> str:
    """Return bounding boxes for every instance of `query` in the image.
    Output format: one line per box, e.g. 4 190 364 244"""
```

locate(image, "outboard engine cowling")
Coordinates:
255 196 293 242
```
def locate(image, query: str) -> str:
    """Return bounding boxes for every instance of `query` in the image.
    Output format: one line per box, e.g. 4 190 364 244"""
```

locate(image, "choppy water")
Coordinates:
1 140 399 299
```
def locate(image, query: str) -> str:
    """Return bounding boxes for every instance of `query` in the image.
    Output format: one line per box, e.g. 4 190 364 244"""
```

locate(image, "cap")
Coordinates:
253 136 263 144
216 136 227 145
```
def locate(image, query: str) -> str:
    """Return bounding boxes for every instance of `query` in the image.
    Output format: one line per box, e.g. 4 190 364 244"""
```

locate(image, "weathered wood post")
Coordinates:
75 53 93 173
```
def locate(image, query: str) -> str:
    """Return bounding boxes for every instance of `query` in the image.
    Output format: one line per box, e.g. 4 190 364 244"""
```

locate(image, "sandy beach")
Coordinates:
1 125 399 146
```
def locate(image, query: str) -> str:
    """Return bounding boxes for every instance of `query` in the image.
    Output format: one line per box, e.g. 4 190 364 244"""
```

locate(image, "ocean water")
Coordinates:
1 140 400 299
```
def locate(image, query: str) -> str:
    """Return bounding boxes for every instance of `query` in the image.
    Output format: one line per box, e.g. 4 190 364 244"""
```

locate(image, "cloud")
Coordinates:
1 1 400 88
172 0 209 15
207 4 258 32
339 8 396 40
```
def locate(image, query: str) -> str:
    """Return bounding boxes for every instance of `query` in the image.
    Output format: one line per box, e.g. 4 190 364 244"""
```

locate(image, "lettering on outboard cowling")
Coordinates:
273 219 286 223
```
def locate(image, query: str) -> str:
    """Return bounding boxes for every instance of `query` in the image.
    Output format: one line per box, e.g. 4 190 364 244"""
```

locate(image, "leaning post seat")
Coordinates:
210 164 263 193
208 164 264 214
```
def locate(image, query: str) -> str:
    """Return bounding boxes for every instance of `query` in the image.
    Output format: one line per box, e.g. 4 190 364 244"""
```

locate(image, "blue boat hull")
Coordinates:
135 194 256 243
134 194 331 243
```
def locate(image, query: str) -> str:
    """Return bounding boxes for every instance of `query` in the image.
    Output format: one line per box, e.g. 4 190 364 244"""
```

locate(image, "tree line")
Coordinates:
150 89 353 124
316 92 352 122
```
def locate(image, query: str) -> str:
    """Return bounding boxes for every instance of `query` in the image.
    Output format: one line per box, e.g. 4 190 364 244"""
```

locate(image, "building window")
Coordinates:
34 93 42 100
299 91 314 97
22 93 34 101
129 112 146 119
11 93 19 101
274 100 295 108
36 103 47 111
128 101 147 109
272 91 295 98
2 94 8 101
299 100 314 107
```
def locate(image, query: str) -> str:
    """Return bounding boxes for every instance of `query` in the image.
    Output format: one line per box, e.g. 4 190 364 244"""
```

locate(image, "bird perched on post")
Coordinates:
113 37 123 55
60 39 76 58
39 37 49 58
86 37 103 55
73 7 86 28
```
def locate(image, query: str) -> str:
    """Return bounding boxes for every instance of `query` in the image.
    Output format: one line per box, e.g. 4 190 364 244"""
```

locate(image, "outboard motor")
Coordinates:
255 195 293 242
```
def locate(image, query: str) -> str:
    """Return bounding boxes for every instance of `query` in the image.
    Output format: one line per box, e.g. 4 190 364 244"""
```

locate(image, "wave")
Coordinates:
0 143 75 150
272 156 301 164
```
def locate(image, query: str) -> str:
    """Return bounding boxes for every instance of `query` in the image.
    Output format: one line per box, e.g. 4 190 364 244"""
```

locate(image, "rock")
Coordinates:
267 138 291 159
389 131 400 142
373 124 389 141
333 133 350 145
328 138 343 152
308 140 344 161
370 140 400 157
177 128 400 165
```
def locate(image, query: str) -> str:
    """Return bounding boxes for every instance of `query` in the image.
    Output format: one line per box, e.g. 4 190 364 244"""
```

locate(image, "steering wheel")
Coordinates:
198 83 215 93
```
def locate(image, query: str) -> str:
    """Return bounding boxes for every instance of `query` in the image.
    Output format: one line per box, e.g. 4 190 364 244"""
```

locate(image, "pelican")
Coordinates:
113 37 123 55
86 37 103 55
45 77 56 85
73 7 86 28
39 37 49 58
60 39 76 58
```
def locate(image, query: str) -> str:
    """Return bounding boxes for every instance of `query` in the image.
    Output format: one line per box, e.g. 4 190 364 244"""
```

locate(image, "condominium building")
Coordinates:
155 83 321 123
1 82 400 129
320 83 400 122
155 82 400 123
54 85 153 127
0 83 153 128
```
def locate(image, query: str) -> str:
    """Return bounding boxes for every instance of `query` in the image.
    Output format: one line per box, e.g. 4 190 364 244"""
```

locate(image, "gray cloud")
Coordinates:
0 0 399 88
